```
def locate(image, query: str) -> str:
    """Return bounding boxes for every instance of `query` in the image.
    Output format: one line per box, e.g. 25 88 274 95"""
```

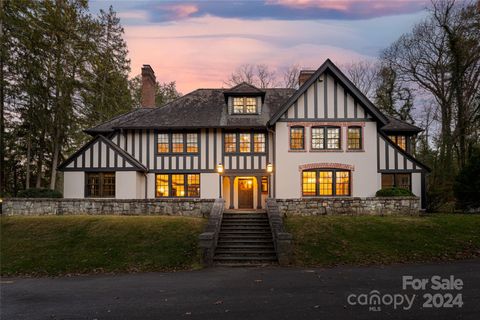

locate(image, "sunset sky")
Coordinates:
89 0 429 93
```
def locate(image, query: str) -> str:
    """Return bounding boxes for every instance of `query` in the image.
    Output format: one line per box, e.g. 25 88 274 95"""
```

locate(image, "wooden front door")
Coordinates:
238 178 254 209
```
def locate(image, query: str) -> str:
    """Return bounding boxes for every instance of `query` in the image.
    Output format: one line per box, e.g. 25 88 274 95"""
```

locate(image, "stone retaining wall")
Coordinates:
2 198 215 217
275 197 420 216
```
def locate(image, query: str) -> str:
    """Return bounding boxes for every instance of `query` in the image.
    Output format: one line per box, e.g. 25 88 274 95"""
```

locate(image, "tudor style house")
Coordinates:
59 59 429 209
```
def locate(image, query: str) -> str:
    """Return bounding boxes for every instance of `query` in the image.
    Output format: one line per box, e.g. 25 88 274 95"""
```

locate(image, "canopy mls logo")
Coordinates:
346 275 464 312
347 290 416 311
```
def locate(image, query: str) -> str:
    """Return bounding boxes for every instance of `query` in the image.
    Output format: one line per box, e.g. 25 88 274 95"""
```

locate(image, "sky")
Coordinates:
89 0 429 93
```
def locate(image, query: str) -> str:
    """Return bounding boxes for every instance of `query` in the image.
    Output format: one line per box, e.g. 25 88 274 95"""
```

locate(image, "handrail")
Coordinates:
198 198 225 266
266 198 293 265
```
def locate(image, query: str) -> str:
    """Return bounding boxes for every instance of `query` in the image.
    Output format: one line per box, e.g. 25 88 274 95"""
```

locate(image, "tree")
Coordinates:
82 6 132 127
225 63 300 89
129 76 181 108
454 147 480 211
341 60 379 99
374 65 415 122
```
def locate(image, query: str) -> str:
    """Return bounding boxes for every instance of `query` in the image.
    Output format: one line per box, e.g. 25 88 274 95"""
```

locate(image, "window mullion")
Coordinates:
316 170 319 196
332 169 336 196
184 174 188 197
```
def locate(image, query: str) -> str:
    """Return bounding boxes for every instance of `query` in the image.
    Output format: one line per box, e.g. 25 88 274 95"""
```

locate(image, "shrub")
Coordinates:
17 188 63 198
454 149 480 211
375 187 414 197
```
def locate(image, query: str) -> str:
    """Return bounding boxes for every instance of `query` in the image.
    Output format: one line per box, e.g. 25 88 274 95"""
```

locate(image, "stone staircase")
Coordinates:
213 210 278 266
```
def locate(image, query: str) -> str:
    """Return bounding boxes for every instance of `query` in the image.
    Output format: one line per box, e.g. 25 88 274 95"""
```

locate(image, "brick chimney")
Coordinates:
298 70 315 87
141 64 156 108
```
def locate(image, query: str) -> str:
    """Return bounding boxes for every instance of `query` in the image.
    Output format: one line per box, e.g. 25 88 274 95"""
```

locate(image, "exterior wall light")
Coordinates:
216 163 224 174
267 163 273 173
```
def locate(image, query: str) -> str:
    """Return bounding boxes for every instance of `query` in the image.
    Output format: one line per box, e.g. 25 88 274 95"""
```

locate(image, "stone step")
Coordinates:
216 244 274 250
224 210 266 214
218 239 274 244
222 219 269 223
213 256 277 263
219 232 272 236
215 250 276 255
223 214 267 219
221 226 271 230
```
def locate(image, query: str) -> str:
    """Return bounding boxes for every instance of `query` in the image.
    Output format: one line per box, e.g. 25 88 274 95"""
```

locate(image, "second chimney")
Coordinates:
141 64 156 108
298 70 315 87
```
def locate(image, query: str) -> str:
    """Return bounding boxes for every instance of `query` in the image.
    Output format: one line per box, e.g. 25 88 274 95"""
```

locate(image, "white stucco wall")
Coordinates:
275 121 380 198
116 171 144 199
63 171 85 198
201 173 219 199
411 172 422 198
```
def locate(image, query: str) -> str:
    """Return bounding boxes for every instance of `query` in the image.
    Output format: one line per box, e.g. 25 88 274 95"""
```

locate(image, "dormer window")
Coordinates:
233 97 257 114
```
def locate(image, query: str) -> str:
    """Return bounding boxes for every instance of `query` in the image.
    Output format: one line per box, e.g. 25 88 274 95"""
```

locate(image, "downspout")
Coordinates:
267 126 276 199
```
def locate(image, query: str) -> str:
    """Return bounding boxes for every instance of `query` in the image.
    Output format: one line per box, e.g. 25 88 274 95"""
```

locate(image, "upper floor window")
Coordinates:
157 132 199 154
233 97 257 114
290 127 304 150
311 127 341 150
347 127 362 150
224 132 265 154
86 172 115 197
302 169 351 197
388 135 407 151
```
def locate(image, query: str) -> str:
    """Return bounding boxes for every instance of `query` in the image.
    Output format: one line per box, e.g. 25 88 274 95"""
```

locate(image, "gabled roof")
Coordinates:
268 59 389 125
224 82 265 94
85 88 295 132
58 135 147 172
381 115 423 134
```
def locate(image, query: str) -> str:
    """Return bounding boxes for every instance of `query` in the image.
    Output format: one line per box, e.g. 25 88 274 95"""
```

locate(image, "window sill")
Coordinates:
346 149 365 152
156 152 200 156
288 149 307 152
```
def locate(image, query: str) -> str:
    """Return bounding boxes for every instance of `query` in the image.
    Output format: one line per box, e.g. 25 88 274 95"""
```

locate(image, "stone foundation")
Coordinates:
2 198 215 217
275 197 420 216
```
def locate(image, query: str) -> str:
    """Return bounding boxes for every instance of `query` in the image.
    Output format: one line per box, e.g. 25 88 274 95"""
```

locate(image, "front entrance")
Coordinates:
238 178 254 209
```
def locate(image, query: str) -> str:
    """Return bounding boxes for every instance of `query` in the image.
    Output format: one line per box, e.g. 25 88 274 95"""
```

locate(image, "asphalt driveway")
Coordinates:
2 259 479 320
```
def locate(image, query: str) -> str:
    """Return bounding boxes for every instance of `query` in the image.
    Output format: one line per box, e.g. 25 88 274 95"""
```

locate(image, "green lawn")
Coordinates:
1 215 205 276
285 214 480 266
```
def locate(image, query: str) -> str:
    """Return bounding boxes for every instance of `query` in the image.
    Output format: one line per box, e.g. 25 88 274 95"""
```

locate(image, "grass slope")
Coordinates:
1 216 205 276
286 214 480 266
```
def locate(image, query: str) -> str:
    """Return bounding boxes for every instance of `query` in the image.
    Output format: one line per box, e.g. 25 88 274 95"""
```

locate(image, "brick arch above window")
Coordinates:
298 163 355 172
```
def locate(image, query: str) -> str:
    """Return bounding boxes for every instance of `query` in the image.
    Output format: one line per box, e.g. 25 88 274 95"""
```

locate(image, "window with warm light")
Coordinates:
224 132 265 154
186 133 199 153
388 135 407 151
157 132 199 154
381 173 411 191
261 176 268 194
253 133 266 153
86 172 115 197
239 133 251 153
302 169 350 196
156 174 169 197
347 127 362 150
172 134 184 153
224 133 237 153
157 134 169 153
233 97 257 114
156 174 200 198
290 127 304 150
